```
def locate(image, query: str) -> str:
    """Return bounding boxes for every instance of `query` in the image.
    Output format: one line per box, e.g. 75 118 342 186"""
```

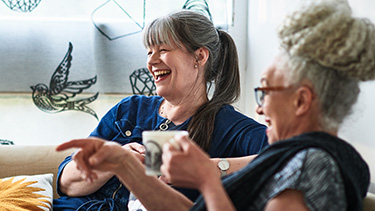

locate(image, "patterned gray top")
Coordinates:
250 148 346 210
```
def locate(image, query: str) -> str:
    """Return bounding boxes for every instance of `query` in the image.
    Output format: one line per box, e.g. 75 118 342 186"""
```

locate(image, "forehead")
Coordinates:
260 56 289 86
144 22 181 49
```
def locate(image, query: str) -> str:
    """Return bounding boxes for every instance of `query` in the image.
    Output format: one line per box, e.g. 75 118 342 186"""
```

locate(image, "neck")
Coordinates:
160 94 208 125
290 113 338 140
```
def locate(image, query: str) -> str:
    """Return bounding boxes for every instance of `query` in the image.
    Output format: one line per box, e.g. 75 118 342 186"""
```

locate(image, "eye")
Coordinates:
260 91 266 100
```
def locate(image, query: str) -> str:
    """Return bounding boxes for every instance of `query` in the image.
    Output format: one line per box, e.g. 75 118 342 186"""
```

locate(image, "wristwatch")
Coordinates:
217 158 230 177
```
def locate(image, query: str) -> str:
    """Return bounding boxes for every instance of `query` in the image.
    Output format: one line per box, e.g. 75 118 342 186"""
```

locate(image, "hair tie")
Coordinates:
216 28 221 37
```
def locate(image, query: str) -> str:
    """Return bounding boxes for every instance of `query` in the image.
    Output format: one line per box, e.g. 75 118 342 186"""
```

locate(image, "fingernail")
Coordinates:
174 131 188 140
169 138 181 150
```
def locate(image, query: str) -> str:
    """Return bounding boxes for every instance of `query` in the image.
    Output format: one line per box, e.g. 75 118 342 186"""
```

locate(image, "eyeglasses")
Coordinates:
254 86 290 107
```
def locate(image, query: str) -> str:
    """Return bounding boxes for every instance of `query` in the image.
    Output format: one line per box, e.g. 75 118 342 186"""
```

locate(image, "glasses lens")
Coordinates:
254 88 263 106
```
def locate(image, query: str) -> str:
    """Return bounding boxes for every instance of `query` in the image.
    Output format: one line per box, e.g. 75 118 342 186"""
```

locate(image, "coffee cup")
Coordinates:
142 130 187 176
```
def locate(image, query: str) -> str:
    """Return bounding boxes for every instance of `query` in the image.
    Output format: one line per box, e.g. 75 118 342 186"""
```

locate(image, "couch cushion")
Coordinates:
0 173 53 210
363 192 375 211
0 145 75 198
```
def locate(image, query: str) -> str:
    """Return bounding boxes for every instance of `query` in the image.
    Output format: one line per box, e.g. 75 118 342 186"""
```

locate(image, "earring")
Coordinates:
194 64 198 68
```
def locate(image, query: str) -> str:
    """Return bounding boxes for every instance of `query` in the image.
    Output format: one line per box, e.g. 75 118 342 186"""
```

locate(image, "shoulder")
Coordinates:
101 95 162 122
215 105 267 139
114 95 162 112
276 148 343 186
302 148 338 172
216 105 266 129
299 149 346 210
254 149 346 210
209 105 267 156
286 149 347 210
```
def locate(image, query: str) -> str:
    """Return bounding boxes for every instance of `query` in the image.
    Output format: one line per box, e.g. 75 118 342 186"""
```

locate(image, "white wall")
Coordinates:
243 0 375 191
0 94 124 145
0 0 237 146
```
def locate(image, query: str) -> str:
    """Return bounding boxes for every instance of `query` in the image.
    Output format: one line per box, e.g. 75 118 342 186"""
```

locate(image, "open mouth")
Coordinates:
154 70 171 80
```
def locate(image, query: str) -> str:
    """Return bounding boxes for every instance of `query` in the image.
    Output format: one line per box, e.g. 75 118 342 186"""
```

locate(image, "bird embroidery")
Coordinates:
31 42 99 120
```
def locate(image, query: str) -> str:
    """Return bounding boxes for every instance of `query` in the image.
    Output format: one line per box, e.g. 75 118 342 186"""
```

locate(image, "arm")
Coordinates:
56 138 193 210
59 159 114 196
161 134 236 211
195 172 235 211
59 141 146 197
265 189 309 211
115 151 193 211
211 155 257 176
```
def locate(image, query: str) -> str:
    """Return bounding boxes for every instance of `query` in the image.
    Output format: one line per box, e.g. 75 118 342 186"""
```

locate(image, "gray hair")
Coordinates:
278 53 360 131
277 0 375 130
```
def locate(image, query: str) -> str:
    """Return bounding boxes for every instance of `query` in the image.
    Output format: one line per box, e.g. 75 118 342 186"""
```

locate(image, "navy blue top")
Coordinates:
54 95 267 210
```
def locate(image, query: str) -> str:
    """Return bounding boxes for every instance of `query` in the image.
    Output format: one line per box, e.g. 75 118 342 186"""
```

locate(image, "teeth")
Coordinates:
154 70 171 77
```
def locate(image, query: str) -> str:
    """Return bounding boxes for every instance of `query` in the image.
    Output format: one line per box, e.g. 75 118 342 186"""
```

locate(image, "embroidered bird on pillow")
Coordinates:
30 42 99 120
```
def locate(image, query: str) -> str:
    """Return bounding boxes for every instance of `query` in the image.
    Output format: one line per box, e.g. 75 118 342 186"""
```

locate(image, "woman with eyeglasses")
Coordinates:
165 0 371 210
56 0 373 210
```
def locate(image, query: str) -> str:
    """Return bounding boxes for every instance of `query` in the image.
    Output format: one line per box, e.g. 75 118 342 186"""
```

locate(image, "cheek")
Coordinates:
146 63 153 73
262 97 273 115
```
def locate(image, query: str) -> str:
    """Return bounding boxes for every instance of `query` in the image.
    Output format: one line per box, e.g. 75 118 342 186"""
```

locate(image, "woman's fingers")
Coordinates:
73 149 96 182
127 142 146 154
56 139 92 151
56 138 105 151
57 138 106 182
88 142 121 166
123 142 146 163
175 133 194 150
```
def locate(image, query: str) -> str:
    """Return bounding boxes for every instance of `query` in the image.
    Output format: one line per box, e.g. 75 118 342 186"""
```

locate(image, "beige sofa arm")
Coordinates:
0 145 75 199
364 192 375 211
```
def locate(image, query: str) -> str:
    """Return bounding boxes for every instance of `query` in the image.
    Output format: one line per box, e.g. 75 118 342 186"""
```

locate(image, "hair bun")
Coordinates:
278 0 375 81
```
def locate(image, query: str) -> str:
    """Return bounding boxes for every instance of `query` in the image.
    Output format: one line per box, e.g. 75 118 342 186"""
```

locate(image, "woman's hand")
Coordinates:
56 138 135 182
122 142 146 163
160 134 220 191
161 134 236 211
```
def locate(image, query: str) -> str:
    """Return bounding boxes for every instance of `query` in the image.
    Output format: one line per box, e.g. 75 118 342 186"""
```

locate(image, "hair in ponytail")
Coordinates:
143 10 240 151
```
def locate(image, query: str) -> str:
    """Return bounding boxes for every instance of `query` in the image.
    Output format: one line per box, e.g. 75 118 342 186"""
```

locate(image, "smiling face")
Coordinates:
256 56 299 144
147 43 205 101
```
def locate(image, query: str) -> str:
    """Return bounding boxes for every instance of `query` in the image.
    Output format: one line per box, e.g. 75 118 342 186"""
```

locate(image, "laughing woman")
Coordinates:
162 0 373 210
53 10 267 210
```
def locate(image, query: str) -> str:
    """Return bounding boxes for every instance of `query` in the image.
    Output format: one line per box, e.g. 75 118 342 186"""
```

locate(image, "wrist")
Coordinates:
198 171 223 194
217 158 230 177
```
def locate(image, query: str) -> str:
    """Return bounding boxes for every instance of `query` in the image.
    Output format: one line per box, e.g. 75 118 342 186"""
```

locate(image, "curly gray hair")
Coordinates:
277 0 375 130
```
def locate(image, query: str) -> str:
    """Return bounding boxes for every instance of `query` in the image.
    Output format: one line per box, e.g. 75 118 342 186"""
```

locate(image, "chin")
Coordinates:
267 135 278 145
155 88 165 97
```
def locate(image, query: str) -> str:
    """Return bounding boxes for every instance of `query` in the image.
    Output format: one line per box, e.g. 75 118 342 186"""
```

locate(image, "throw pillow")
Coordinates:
0 173 53 211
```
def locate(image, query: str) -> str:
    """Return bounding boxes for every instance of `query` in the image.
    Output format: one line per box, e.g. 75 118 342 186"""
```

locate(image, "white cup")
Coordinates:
142 130 188 176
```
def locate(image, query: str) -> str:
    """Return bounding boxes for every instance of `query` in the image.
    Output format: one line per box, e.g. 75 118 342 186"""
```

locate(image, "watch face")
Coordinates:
218 159 230 170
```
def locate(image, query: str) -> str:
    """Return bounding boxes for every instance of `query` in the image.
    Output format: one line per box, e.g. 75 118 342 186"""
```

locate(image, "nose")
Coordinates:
256 104 263 115
147 52 161 66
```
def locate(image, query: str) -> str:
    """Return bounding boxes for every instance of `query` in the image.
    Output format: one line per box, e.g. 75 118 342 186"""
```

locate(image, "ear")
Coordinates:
194 47 209 67
294 86 314 116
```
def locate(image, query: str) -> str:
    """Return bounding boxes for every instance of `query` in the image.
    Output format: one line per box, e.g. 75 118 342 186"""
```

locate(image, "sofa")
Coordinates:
0 145 75 200
0 145 374 210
